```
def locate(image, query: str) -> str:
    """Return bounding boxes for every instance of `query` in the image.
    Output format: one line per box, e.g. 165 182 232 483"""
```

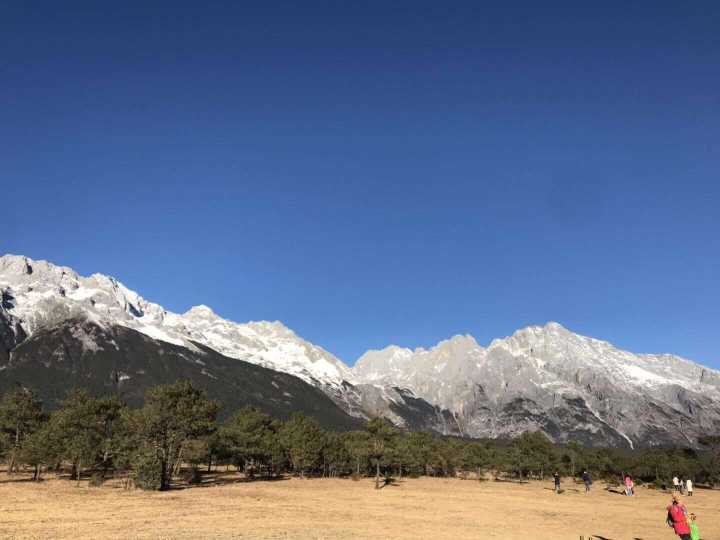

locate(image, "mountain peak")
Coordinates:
0 253 29 265
185 305 218 319
0 254 76 282
4 253 720 448
434 333 481 349
543 321 567 331
1 256 353 387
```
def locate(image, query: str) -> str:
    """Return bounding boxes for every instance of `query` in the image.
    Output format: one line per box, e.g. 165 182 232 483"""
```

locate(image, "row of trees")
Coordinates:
1 382 719 490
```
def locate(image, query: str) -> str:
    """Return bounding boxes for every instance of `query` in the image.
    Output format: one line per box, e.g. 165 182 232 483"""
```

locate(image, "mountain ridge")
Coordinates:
2 253 719 448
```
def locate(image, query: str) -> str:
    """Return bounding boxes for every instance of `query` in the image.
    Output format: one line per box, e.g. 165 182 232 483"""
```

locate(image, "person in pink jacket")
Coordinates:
624 474 634 496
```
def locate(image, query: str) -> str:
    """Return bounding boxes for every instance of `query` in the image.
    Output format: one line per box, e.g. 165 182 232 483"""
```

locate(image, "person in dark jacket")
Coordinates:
553 471 561 493
582 470 592 493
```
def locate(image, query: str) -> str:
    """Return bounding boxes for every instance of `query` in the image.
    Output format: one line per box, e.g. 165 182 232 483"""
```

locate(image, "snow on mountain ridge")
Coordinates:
354 320 720 446
4 254 720 447
0 255 353 387
357 320 720 395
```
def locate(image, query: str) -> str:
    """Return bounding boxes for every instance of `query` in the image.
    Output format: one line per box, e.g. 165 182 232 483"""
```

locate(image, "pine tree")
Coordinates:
322 431 351 477
220 407 283 478
18 423 61 481
461 441 489 481
564 440 584 478
365 417 397 489
123 381 219 490
344 430 371 477
278 413 324 478
0 387 45 474
51 390 125 484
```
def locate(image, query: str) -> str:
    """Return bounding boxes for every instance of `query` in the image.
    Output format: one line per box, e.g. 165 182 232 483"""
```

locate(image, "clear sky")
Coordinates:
2 1 719 367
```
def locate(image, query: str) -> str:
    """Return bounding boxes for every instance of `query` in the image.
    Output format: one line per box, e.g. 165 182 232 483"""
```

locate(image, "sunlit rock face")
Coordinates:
0 254 455 433
3 253 720 447
355 322 720 448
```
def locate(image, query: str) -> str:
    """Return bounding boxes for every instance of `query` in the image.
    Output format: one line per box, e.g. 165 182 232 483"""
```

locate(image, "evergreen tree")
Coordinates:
51 390 125 483
405 431 435 476
461 441 489 480
344 430 371 477
365 417 397 489
512 431 558 479
563 440 584 478
220 407 283 478
123 381 219 490
699 435 720 486
323 431 351 477
2 385 719 489
278 413 324 478
0 387 45 474
18 423 61 481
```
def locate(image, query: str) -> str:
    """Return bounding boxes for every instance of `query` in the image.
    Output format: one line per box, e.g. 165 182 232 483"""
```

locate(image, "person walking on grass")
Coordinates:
666 492 692 540
582 470 592 493
686 479 693 497
553 470 561 494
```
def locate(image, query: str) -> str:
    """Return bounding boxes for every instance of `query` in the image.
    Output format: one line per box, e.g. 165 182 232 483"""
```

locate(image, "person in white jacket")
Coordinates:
686 479 693 497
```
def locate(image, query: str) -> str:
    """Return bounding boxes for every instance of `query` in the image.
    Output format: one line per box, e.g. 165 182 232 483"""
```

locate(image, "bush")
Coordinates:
132 453 162 490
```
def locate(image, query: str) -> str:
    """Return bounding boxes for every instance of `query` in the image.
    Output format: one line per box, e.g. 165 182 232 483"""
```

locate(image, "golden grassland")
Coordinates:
0 470 717 539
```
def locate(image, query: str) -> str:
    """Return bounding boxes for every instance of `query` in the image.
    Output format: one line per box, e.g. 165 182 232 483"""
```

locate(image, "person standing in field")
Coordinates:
624 474 634 496
666 492 692 540
688 512 700 540
673 476 680 492
553 470 561 493
686 478 693 497
581 470 592 493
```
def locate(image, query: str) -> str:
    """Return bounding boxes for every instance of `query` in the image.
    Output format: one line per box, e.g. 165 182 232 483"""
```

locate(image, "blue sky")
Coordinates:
2 1 719 367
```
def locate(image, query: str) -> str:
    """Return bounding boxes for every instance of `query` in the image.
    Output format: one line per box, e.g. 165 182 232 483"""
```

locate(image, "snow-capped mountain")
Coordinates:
3 254 719 447
355 322 720 447
0 254 452 433
0 255 352 388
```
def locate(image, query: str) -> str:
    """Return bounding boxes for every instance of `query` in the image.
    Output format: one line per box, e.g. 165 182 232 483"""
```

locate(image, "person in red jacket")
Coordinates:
666 492 692 540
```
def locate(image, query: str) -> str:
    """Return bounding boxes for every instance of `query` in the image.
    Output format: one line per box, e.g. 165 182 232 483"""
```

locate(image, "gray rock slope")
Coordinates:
0 254 453 433
3 254 719 447
355 323 720 448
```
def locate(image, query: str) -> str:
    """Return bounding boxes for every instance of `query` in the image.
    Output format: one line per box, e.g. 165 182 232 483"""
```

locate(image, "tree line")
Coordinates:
1 382 719 491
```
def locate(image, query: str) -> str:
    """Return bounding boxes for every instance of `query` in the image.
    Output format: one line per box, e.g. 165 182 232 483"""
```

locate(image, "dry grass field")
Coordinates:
0 470 718 540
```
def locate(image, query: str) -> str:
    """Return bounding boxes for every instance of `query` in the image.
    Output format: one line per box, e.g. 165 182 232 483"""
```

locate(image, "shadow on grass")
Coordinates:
492 477 530 484
543 487 574 494
0 476 46 484
168 471 292 490
589 535 645 540
377 477 401 489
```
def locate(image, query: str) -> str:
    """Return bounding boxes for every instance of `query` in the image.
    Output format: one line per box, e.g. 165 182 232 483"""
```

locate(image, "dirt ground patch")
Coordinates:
0 472 717 539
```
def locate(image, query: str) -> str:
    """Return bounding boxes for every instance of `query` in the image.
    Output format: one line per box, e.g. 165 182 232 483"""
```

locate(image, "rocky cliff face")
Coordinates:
3 254 719 447
0 254 455 433
355 323 720 447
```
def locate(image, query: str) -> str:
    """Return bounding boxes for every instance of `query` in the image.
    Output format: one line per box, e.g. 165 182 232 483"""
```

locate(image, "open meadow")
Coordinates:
1 471 718 540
